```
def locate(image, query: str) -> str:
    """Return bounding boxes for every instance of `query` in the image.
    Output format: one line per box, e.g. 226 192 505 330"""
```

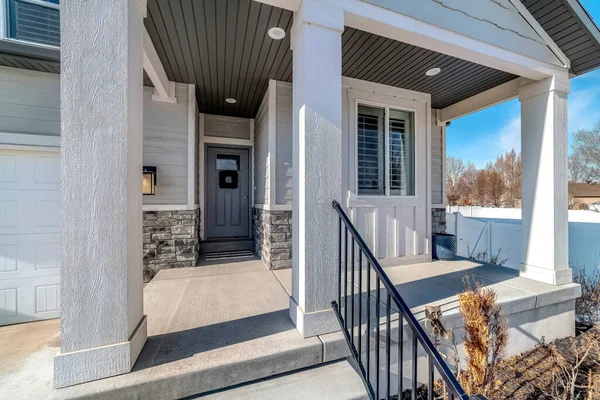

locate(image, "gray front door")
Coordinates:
206 147 250 239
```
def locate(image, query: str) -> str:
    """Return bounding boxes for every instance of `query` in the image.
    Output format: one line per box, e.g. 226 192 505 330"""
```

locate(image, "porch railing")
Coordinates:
331 200 485 400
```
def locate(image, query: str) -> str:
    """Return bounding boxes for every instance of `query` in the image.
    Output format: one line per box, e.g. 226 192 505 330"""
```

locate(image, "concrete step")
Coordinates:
49 262 352 400
200 239 254 253
191 360 369 400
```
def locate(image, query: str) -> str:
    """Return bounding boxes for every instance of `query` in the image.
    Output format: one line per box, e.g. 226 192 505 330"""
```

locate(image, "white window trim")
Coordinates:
1 0 60 50
353 97 420 200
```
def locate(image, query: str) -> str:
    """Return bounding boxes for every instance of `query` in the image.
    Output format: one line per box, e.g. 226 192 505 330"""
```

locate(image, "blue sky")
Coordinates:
447 0 600 168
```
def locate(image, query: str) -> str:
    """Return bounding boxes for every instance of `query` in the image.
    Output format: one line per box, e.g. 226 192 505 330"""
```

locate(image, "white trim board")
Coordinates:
268 80 277 206
187 84 196 207
143 204 199 212
0 132 60 148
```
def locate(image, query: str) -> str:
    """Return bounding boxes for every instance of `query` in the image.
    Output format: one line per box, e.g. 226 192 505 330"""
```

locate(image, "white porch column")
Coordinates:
290 0 343 338
54 0 148 388
519 76 572 285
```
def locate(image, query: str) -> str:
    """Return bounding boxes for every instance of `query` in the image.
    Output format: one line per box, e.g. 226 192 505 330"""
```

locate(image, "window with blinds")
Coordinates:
7 0 60 48
357 105 385 195
389 109 415 196
357 104 415 196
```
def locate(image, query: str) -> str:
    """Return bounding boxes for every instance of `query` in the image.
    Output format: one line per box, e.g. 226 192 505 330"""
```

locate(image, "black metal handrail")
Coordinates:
331 200 484 400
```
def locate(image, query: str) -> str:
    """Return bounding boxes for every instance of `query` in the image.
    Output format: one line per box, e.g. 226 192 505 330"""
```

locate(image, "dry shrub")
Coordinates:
458 277 508 397
573 266 600 326
543 334 599 400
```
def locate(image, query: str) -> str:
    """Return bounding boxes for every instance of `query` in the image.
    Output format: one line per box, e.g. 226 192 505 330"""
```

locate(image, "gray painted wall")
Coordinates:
254 91 269 205
275 82 293 205
0 66 60 138
204 114 251 139
431 110 444 205
142 84 190 205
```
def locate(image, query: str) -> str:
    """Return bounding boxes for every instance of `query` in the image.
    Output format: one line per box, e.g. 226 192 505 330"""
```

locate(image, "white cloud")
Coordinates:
497 116 521 154
568 86 600 134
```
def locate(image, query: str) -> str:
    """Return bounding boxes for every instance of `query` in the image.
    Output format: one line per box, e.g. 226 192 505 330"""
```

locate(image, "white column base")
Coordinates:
54 316 147 389
289 297 339 338
520 263 573 286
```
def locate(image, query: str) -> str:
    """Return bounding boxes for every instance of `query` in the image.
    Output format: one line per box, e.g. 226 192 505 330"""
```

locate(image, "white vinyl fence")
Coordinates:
446 206 600 275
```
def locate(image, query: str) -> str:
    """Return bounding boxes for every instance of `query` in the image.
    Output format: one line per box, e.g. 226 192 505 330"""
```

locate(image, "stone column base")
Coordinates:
54 316 147 388
432 207 446 233
143 209 200 281
253 208 292 269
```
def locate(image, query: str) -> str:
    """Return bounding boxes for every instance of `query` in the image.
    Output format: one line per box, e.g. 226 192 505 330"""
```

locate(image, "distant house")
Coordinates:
568 183 600 206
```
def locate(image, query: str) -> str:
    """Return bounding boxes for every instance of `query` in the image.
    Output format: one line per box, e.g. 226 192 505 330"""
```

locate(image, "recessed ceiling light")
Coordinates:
425 67 441 76
225 98 236 104
268 27 286 40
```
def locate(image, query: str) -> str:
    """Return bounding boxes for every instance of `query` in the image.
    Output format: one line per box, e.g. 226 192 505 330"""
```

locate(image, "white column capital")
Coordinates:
296 0 344 33
518 75 570 101
136 0 147 18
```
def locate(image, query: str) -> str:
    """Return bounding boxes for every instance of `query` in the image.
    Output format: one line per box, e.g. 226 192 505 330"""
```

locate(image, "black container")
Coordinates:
432 233 457 260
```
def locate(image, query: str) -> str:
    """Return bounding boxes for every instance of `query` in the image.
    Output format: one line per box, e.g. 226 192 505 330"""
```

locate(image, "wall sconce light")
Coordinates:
142 166 157 195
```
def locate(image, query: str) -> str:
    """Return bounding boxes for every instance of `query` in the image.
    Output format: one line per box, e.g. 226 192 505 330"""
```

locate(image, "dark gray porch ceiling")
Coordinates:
146 0 517 118
523 0 600 75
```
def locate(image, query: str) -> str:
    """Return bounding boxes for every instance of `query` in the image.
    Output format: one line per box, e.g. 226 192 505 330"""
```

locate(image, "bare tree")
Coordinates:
495 149 521 206
569 152 590 183
460 162 478 205
486 164 507 207
471 169 489 206
446 157 465 205
571 123 600 183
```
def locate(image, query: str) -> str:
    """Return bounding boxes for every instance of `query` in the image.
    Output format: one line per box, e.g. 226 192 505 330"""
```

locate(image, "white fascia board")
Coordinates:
438 78 533 123
143 27 176 103
253 0 301 11
508 0 570 68
342 0 568 81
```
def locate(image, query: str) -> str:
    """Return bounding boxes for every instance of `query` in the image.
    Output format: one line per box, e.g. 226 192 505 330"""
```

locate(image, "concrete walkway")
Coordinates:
51 258 349 399
0 319 59 399
194 360 368 400
12 257 578 399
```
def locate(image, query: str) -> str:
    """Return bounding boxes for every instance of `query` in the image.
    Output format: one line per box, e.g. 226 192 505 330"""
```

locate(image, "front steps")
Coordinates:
200 238 254 254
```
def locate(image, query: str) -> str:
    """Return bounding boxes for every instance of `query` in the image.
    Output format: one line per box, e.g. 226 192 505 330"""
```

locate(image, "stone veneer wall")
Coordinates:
432 207 447 234
143 209 200 281
253 208 292 270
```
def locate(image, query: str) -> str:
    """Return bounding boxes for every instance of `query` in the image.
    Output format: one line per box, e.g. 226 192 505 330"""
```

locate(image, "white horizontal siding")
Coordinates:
275 82 293 206
0 66 60 139
431 110 444 205
143 84 190 205
254 91 269 205
204 114 251 139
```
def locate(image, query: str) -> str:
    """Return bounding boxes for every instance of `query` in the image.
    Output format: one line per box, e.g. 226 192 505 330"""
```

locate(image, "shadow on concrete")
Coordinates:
133 309 294 371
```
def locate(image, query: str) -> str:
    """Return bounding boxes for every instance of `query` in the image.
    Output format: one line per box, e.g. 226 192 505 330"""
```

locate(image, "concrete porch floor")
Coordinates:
43 257 580 399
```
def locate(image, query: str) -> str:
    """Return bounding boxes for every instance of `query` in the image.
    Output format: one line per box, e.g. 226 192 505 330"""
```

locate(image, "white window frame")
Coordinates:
1 0 60 50
354 98 419 199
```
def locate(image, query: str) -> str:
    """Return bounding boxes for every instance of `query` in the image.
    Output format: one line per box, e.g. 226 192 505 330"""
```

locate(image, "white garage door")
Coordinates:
0 148 60 326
